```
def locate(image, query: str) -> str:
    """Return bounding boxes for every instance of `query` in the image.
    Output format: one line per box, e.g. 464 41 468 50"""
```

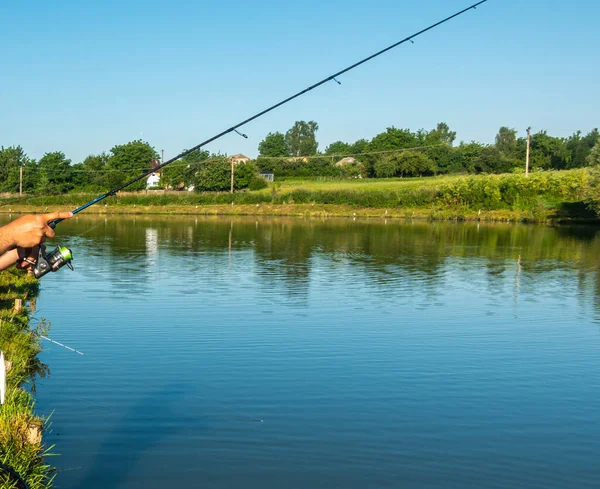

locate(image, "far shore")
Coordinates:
1 203 597 225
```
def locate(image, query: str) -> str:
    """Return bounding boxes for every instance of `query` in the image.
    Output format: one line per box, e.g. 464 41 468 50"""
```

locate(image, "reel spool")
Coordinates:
31 245 74 279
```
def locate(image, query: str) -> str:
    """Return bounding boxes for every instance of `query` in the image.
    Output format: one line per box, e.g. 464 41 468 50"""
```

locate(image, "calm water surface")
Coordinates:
9 215 600 488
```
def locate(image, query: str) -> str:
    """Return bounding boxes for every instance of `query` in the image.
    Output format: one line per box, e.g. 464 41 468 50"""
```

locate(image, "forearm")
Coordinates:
0 249 19 271
0 226 16 256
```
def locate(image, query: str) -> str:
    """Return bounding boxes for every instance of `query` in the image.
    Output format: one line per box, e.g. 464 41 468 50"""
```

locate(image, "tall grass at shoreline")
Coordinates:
0 269 54 489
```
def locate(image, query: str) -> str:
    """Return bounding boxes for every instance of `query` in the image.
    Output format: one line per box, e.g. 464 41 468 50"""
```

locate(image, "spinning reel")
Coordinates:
24 245 74 279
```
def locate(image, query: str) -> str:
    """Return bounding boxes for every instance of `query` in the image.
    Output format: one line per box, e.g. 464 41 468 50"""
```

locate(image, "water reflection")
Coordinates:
31 216 598 308
7 215 598 489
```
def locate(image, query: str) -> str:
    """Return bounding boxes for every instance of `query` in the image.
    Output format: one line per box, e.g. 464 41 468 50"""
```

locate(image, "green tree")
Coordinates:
350 139 369 155
374 157 398 178
426 122 457 146
285 121 319 157
233 161 262 189
587 139 600 167
397 152 436 177
567 129 600 168
160 149 210 190
495 127 517 157
368 127 419 151
325 141 352 156
36 151 73 194
21 159 38 193
365 128 420 177
258 132 289 157
0 146 31 192
471 146 516 174
71 153 110 191
454 142 485 173
523 131 570 170
106 140 158 190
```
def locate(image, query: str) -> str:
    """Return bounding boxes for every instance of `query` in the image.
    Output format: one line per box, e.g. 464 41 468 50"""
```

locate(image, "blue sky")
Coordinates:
1 0 598 163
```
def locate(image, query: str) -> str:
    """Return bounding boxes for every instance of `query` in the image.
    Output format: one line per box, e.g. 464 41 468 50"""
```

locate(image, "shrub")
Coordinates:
248 175 268 190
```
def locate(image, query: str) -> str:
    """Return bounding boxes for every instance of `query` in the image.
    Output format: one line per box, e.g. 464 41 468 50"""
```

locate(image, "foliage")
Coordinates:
324 141 352 158
0 146 31 193
248 175 268 190
374 151 435 178
232 161 261 190
70 153 110 191
284 121 319 157
8 169 596 221
160 149 210 190
471 146 517 174
194 159 264 192
36 151 73 194
106 140 158 191
194 158 231 192
4 124 600 196
338 162 366 179
374 157 398 178
585 166 600 214
438 170 589 210
426 122 456 146
258 132 289 157
256 156 342 178
586 139 600 167
0 269 54 489
495 126 517 156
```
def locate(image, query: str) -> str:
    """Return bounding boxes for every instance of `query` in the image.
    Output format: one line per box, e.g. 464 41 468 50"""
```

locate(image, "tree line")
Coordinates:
0 141 266 194
257 121 600 178
1 122 599 195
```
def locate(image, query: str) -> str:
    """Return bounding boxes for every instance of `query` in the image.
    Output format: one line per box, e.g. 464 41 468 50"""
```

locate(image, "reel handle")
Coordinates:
33 245 74 279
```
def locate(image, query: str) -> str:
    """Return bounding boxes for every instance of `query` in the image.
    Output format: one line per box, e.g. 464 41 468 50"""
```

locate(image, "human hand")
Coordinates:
16 245 41 272
5 212 73 249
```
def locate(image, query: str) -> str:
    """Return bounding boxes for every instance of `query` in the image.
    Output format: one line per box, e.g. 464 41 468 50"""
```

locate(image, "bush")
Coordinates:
248 175 268 190
585 167 600 215
339 162 367 179
374 158 398 178
194 159 265 192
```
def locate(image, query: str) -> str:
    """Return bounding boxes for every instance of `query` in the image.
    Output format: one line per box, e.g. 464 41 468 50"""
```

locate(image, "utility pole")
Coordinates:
19 165 23 196
161 149 164 166
230 158 235 194
525 127 531 177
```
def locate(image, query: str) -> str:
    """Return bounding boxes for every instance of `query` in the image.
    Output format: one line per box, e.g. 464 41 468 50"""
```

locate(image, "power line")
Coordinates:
5 143 451 176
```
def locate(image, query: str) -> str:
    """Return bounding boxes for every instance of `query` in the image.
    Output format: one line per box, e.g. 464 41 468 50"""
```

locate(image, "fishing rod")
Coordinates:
32 0 489 278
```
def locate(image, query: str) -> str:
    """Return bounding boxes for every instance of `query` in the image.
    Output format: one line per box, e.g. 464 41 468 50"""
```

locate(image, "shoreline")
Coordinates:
1 203 598 225
0 269 54 488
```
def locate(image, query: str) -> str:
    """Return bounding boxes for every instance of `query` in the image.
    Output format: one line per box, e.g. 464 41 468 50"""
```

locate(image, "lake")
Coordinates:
8 215 600 488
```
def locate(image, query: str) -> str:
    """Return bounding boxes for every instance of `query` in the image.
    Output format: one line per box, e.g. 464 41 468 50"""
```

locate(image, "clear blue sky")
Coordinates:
1 0 598 163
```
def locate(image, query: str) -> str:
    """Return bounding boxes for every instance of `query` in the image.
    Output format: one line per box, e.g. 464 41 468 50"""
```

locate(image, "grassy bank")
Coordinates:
0 269 54 488
0 169 597 223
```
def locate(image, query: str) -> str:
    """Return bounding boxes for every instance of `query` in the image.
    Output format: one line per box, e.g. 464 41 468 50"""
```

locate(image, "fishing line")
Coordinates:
40 336 85 355
48 0 489 228
30 315 262 422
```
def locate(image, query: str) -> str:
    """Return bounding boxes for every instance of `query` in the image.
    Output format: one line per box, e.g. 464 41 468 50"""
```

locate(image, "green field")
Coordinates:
272 174 466 192
0 169 597 223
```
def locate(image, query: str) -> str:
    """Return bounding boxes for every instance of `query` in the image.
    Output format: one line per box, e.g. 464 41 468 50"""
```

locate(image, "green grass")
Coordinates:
1 169 596 223
274 174 465 192
0 269 54 489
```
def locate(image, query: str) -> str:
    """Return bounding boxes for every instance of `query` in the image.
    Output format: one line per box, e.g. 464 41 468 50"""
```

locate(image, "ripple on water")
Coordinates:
22 216 600 489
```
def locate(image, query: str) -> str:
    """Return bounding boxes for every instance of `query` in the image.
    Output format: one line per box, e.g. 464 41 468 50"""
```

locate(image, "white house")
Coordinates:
147 172 160 188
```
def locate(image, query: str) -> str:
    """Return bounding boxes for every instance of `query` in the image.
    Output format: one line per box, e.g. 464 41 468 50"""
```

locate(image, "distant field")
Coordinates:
0 170 596 223
274 175 465 192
